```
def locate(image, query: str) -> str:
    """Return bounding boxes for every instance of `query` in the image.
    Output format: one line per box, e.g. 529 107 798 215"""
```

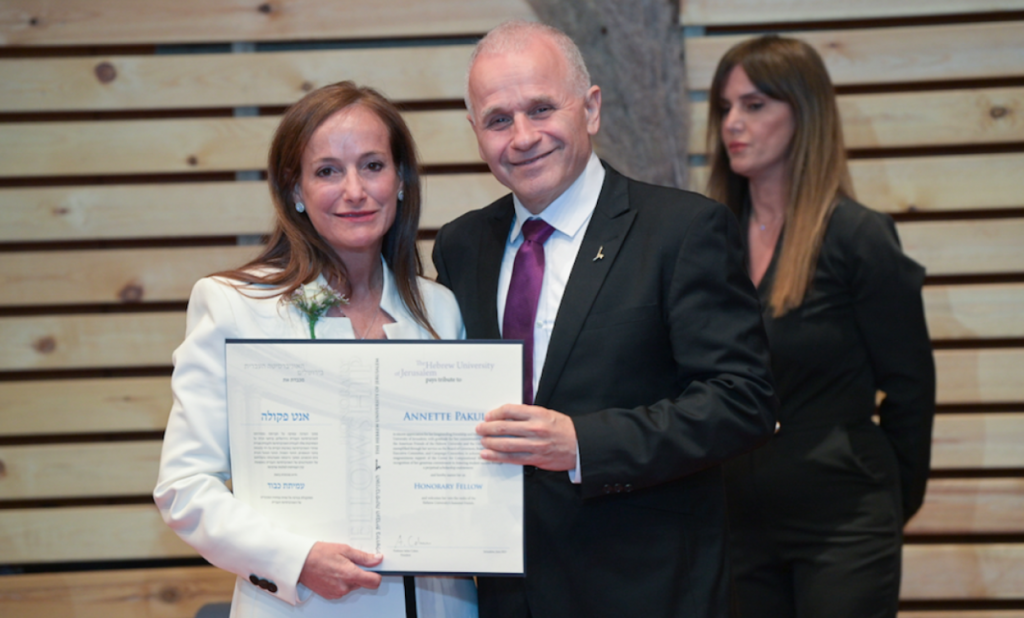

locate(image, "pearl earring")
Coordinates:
397 188 404 201
295 202 305 213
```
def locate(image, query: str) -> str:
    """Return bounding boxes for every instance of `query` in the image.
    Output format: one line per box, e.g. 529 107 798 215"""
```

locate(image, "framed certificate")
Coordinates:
225 339 524 576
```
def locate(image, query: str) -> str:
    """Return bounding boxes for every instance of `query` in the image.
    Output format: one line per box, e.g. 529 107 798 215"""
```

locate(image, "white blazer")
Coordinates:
154 264 475 618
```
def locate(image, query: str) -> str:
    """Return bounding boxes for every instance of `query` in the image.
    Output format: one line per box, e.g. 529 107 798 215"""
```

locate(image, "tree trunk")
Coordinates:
525 0 690 189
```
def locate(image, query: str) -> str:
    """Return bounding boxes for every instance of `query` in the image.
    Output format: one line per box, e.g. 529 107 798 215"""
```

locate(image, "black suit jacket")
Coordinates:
433 164 778 618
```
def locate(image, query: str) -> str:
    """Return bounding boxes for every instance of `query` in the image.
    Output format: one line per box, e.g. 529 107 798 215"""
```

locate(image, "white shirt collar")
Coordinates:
510 152 605 241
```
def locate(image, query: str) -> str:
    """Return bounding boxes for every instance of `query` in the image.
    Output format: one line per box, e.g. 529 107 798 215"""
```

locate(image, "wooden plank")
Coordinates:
6 437 1021 518
0 566 235 618
0 174 502 242
901 609 1024 613
900 220 1024 276
902 544 1024 599
422 173 506 228
924 284 1024 340
0 312 183 371
688 153 1024 214
901 612 1024 618
418 238 437 281
0 504 195 563
906 478 1024 535
0 238 479 308
0 110 479 178
9 247 1023 324
0 245 259 306
932 413 1024 469
935 349 1024 404
0 45 473 112
685 21 1024 90
681 0 1024 26
689 87 1024 154
0 377 170 436
849 154 1024 214
0 440 161 500
5 505 1023 597
0 0 535 46
2 308 1024 376
0 181 272 241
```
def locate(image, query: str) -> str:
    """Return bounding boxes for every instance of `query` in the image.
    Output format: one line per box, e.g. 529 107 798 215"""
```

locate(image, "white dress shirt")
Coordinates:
497 152 606 483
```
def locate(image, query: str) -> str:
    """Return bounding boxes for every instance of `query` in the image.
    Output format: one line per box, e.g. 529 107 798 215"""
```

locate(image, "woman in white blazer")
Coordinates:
154 82 476 618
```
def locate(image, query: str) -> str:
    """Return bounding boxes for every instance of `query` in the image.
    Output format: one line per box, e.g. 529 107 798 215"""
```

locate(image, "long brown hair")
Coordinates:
706 35 854 317
216 81 438 337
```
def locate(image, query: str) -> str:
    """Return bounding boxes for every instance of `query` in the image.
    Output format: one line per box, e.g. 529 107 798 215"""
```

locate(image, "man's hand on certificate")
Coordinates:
476 404 577 471
298 541 383 600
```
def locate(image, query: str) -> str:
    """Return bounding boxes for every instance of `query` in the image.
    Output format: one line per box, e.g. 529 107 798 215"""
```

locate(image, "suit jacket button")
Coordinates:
267 582 278 593
249 574 260 586
625 483 633 492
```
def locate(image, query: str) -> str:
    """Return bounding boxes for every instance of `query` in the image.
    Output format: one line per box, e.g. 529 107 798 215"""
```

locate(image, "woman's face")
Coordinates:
295 104 402 261
719 65 795 184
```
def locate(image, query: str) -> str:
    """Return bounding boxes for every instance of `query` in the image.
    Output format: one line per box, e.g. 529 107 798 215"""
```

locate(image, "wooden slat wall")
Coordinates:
0 0 535 46
0 175 506 242
0 0 1021 615
682 1 1024 615
682 0 1024 26
0 45 476 111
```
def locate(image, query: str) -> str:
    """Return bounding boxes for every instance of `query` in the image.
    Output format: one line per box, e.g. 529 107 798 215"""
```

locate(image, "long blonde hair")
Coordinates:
707 35 854 317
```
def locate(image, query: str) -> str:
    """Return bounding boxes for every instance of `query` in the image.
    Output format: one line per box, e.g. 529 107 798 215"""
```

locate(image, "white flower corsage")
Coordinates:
288 280 348 339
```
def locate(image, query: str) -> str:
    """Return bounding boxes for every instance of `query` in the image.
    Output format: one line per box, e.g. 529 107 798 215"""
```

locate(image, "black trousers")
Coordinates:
729 525 900 618
725 425 904 618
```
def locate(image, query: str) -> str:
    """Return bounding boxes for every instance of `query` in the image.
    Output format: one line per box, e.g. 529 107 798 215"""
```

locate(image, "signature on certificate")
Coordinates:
394 535 429 548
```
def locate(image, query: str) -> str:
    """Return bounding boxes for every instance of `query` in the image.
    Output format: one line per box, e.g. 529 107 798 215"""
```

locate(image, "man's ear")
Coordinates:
584 85 602 136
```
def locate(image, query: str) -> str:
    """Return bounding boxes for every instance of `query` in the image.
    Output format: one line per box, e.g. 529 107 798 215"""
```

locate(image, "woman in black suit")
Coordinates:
705 35 936 618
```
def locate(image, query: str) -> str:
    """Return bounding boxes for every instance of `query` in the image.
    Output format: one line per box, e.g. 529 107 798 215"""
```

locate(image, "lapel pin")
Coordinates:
593 246 605 261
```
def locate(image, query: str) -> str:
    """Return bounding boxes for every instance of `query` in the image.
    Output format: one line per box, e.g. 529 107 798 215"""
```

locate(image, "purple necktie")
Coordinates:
503 218 556 405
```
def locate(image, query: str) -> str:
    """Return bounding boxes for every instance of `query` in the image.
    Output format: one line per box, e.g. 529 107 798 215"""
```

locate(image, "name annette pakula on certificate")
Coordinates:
225 339 524 577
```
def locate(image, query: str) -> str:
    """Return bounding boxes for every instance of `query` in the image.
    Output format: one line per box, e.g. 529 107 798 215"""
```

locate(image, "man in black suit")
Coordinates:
432 20 777 618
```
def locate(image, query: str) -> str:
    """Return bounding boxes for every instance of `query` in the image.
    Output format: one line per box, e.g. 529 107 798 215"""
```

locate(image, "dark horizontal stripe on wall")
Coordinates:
0 236 248 253
0 100 467 123
929 468 1024 479
0 366 172 383
836 75 1024 96
0 45 159 59
703 10 1024 35
904 533 1024 544
900 600 1024 611
925 273 1024 286
0 556 210 576
848 143 1024 160
930 339 1024 351
0 171 242 188
0 108 236 123
0 495 159 511
0 35 483 59
0 431 165 448
890 208 1024 223
936 403 1024 414
0 302 189 318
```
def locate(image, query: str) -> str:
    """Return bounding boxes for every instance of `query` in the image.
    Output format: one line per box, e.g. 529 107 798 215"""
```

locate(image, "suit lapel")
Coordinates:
471 197 515 339
535 167 636 406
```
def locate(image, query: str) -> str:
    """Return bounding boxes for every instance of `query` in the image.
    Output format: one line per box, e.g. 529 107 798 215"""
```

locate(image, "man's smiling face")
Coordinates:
466 33 601 214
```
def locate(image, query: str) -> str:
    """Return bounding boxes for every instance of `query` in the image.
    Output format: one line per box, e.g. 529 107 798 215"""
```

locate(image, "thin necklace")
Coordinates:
354 307 382 340
752 212 783 233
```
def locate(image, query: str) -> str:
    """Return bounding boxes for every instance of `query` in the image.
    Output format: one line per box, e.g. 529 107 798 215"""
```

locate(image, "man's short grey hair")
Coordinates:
464 20 592 119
